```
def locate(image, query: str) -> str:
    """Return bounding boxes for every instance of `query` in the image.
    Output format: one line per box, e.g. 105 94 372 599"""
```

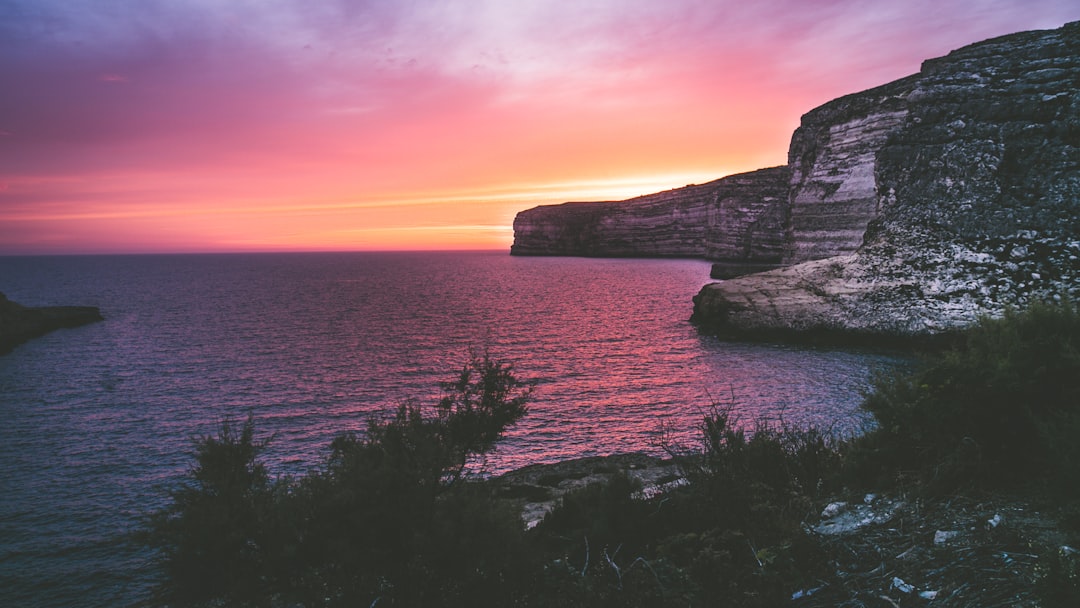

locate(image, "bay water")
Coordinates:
0 251 904 606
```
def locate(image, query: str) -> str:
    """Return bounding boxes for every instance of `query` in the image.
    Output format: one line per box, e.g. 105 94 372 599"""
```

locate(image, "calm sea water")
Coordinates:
0 251 904 606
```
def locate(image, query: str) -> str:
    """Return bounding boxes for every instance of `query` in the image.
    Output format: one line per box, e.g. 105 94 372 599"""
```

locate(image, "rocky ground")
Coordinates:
491 453 685 530
804 491 1074 607
490 453 1079 607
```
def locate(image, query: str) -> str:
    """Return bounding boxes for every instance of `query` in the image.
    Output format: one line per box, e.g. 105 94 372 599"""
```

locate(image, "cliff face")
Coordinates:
783 75 918 264
0 292 103 354
511 166 791 277
693 22 1080 338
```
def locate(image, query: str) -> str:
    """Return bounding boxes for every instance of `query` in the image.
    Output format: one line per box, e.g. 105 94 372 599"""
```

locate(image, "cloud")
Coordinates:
1 0 1077 253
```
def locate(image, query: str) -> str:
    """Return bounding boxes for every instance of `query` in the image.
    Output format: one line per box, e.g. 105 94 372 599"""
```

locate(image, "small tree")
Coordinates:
145 413 273 606
436 351 533 478
301 350 535 604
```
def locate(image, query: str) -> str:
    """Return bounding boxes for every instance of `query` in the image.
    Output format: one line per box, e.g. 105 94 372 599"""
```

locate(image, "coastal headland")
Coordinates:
512 21 1080 341
0 292 103 354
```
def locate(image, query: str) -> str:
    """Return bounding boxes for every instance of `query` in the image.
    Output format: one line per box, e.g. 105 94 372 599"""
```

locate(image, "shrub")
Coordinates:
144 413 274 606
144 351 535 607
671 406 842 530
853 300 1080 492
658 407 838 604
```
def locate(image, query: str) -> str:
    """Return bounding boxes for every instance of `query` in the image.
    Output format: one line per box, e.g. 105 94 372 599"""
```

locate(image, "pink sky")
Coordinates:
1 0 1077 254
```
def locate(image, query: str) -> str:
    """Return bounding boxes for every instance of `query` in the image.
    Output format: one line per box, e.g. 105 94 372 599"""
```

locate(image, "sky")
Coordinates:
1 0 1077 254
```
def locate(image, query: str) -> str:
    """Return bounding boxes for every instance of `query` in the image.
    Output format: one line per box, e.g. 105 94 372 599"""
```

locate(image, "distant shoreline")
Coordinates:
0 292 103 354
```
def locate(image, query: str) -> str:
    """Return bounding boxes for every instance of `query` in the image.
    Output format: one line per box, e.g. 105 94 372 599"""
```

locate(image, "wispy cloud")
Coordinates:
1 0 1077 253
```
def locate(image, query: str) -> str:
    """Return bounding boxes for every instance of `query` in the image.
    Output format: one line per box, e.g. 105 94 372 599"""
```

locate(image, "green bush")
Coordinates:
853 300 1080 492
661 408 837 604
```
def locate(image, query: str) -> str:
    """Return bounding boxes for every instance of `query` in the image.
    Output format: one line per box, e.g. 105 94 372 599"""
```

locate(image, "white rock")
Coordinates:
790 586 825 600
934 530 960 544
893 577 915 593
820 501 848 518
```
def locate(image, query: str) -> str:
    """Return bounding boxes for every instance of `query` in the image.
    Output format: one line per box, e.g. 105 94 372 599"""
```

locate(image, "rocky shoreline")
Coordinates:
491 453 684 529
0 292 103 354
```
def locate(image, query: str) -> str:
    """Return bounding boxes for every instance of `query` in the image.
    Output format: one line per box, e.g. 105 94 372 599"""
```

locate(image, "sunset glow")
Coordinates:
2 0 1077 254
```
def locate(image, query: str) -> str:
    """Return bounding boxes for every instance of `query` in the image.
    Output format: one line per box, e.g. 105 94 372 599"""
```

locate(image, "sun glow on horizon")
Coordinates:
0 170 746 254
2 1 1076 255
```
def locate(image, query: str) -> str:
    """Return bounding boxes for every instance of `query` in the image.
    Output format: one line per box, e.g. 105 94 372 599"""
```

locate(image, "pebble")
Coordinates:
934 530 960 544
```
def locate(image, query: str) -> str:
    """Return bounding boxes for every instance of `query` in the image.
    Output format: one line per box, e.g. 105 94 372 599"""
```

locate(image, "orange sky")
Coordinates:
1 1 1077 254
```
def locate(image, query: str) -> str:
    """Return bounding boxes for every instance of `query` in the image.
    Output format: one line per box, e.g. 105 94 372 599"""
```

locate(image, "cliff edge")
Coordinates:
0 292 103 354
511 166 791 278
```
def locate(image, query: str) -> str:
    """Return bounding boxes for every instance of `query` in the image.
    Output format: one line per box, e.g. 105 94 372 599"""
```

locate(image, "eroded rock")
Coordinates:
513 22 1080 340
510 166 791 278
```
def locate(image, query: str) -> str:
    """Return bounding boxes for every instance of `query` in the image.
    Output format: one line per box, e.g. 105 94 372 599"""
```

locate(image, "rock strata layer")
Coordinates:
0 292 103 354
511 166 790 278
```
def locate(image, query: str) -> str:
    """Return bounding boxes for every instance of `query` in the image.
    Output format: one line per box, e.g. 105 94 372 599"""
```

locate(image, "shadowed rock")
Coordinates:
0 292 103 354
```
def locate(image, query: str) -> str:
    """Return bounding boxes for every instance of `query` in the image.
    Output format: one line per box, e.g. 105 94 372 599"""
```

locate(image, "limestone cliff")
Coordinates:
511 166 790 278
693 22 1080 338
0 292 103 354
511 21 1079 339
783 75 918 264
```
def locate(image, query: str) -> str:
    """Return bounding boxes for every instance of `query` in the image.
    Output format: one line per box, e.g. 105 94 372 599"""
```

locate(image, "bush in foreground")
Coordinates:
144 352 535 607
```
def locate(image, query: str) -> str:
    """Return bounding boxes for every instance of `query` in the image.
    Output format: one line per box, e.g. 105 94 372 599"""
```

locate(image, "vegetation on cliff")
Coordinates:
143 302 1080 607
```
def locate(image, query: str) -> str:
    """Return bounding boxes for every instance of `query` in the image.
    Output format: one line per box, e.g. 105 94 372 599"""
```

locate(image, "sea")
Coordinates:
0 251 906 607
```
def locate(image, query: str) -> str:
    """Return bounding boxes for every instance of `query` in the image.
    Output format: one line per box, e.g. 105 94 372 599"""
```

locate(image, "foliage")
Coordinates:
144 351 534 607
1037 546 1080 607
851 300 1080 492
520 408 839 607
144 414 274 606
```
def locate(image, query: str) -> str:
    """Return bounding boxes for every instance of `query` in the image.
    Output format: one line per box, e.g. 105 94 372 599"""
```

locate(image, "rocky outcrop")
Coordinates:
511 166 791 278
0 292 103 354
693 22 1080 339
